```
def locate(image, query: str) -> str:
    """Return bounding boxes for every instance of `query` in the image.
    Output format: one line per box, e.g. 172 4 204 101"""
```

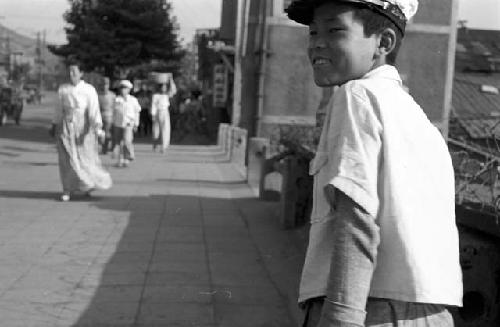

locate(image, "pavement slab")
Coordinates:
0 94 308 326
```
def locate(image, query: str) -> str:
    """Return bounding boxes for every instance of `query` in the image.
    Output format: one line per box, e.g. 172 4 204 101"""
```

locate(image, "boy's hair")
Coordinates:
354 6 403 65
287 0 404 65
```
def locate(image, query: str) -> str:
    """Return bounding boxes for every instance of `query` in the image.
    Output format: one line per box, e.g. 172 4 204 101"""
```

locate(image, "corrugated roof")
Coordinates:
456 29 500 72
452 74 500 139
458 29 500 55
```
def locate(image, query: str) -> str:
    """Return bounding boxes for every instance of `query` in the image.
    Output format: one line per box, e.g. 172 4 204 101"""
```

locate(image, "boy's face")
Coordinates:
308 2 379 86
120 87 130 96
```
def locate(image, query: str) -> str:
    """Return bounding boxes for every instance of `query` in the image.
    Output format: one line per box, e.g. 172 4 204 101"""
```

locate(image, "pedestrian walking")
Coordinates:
136 83 153 136
151 75 177 152
285 0 463 326
98 76 115 154
112 80 141 167
50 61 112 202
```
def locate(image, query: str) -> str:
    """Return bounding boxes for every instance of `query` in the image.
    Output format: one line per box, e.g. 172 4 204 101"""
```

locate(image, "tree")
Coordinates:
49 0 184 78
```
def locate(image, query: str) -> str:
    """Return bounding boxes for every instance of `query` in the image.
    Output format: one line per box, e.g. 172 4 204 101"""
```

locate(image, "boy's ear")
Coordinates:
376 27 397 58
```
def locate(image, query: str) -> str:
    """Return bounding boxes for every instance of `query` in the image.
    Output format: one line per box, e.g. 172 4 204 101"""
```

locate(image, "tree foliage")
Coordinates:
49 0 184 77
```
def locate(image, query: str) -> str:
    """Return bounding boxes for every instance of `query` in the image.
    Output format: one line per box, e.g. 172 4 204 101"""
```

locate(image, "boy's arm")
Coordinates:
318 187 380 327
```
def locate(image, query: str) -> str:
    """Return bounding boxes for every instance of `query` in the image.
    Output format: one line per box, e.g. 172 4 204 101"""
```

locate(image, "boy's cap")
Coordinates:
286 0 418 34
119 80 133 89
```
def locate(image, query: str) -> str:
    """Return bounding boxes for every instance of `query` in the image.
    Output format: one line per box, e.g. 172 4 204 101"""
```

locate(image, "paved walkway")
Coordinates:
0 96 307 326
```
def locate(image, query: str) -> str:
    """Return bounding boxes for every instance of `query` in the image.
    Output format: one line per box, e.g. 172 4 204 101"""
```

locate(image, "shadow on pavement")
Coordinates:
57 192 304 327
0 124 53 144
0 190 62 200
0 185 306 326
0 190 105 201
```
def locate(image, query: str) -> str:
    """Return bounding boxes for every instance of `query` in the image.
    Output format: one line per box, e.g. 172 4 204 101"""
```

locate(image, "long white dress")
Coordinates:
53 81 112 193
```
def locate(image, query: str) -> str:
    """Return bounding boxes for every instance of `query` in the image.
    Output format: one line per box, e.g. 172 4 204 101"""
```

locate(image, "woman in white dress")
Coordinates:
51 63 112 201
151 76 177 152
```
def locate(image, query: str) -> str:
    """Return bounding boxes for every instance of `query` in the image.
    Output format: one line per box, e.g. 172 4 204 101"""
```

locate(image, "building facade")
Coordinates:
228 0 459 148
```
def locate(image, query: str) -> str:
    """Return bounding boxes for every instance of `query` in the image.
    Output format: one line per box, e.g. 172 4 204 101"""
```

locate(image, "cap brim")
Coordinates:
285 0 406 34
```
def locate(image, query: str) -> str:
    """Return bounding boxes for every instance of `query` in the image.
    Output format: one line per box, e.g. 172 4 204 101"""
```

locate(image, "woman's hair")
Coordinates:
64 54 85 70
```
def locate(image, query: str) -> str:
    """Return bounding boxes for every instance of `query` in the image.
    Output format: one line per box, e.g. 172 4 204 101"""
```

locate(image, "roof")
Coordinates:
456 28 500 73
452 73 500 139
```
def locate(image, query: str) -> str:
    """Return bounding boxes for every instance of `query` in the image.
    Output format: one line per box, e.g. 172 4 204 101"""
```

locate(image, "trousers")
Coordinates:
152 109 171 150
112 125 135 160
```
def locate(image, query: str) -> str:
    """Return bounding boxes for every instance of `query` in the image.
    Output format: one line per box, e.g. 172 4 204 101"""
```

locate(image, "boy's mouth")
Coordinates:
312 57 331 66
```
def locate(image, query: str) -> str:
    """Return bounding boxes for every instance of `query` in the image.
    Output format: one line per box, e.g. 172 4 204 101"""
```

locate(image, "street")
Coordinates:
0 94 307 327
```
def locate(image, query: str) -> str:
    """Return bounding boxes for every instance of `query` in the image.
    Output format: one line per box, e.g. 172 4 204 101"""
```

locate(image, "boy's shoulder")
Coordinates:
335 78 377 107
340 67 407 104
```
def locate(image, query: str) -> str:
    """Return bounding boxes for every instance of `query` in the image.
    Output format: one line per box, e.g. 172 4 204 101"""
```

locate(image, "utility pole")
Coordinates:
6 35 11 80
35 31 45 92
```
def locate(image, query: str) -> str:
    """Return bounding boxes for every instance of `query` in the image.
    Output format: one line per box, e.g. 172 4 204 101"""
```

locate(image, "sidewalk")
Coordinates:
0 98 308 326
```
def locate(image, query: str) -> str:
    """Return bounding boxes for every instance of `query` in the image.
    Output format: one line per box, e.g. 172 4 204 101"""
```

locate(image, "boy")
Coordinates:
112 80 141 167
285 1 463 326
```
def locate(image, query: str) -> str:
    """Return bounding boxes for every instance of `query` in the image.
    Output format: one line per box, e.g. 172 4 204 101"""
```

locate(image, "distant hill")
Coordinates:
0 24 38 56
0 23 65 89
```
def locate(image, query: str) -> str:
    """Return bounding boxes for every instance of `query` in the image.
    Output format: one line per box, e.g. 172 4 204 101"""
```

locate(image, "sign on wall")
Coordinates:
213 64 228 108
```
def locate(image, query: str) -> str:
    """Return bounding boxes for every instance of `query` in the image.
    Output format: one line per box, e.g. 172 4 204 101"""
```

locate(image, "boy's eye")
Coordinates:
328 27 344 33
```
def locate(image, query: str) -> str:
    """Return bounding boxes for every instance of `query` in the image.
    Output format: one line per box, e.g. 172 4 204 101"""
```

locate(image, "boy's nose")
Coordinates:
309 36 327 49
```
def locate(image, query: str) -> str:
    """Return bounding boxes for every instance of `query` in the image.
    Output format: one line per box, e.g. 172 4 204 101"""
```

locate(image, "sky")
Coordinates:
0 0 222 45
0 0 498 44
457 0 500 30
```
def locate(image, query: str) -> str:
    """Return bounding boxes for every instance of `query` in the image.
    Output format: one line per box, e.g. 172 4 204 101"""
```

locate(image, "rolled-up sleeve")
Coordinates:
326 84 382 218
318 83 382 326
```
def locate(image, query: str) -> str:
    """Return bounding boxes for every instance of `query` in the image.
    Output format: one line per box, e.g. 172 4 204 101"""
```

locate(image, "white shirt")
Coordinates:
151 94 171 118
53 80 102 129
299 65 463 306
112 95 141 128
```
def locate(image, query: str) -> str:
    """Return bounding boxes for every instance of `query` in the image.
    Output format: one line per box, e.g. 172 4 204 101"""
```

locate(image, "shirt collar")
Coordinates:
74 80 85 88
362 65 402 85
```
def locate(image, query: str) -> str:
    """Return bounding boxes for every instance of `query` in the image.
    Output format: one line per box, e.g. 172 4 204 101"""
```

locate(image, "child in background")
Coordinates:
112 80 141 167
